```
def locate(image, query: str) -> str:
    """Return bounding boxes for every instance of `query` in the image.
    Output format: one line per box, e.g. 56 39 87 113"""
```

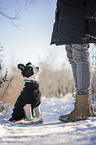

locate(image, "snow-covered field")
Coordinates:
0 94 96 145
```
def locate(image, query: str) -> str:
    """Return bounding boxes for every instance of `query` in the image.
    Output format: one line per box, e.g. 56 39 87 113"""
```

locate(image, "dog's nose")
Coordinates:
36 67 39 70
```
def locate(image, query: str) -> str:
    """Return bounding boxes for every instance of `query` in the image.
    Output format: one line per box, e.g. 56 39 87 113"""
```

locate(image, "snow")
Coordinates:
0 93 96 145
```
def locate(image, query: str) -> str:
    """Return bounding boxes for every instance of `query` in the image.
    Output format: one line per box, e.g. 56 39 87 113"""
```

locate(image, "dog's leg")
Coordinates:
34 106 41 118
24 104 33 120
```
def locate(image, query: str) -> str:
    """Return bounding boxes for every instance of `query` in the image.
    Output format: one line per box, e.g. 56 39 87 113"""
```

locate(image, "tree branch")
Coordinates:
0 0 34 24
0 11 19 20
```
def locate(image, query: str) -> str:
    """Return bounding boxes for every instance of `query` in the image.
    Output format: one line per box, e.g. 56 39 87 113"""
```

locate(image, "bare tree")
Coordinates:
0 44 8 88
38 62 75 97
0 0 34 25
0 44 4 71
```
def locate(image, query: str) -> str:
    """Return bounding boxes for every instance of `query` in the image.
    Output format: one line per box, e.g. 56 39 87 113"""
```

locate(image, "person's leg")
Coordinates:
65 45 78 92
66 44 90 94
59 44 94 122
72 44 91 95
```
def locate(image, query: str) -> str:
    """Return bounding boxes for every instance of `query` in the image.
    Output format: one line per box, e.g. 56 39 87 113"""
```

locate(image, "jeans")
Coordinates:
65 44 91 95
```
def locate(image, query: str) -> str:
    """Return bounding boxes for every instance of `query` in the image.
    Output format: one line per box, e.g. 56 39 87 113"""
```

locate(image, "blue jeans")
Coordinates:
65 44 91 95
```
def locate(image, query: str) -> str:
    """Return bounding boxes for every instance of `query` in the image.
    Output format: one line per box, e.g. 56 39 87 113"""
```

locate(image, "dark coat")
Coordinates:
9 81 41 121
51 0 96 45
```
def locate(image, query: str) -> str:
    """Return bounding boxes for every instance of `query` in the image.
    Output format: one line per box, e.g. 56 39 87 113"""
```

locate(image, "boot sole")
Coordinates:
59 117 88 123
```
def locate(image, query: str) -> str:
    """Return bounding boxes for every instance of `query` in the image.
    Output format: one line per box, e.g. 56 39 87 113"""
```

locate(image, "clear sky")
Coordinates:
0 0 69 72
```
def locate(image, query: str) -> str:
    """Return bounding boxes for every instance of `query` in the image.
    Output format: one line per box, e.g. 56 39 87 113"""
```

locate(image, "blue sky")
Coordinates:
0 0 69 72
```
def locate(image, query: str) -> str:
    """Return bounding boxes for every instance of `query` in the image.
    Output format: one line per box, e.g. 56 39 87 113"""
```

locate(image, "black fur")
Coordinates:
18 63 34 78
9 81 41 121
9 62 41 121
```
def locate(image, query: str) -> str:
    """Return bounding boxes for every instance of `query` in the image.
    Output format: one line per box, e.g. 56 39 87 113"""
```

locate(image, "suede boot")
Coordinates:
59 93 95 122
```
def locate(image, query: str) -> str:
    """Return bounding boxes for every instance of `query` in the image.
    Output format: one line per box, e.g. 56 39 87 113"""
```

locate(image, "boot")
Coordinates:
59 93 95 123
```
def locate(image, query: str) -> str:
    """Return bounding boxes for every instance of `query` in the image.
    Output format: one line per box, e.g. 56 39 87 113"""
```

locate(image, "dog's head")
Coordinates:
17 62 39 78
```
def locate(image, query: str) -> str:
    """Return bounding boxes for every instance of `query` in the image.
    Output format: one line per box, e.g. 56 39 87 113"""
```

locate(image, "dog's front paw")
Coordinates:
32 117 43 124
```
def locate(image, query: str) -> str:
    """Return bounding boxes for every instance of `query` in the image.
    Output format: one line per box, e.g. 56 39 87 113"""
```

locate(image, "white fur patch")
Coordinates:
24 104 33 121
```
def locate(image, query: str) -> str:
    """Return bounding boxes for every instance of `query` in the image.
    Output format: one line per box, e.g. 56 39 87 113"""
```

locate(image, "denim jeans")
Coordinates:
65 44 91 95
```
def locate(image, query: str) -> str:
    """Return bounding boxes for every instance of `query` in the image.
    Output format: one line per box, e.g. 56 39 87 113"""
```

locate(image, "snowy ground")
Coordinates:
0 93 96 145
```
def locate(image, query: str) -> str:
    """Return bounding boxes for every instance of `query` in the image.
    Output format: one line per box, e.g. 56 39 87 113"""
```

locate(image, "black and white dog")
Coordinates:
9 62 42 122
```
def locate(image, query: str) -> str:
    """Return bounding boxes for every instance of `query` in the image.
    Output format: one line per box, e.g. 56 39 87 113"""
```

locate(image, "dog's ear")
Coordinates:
26 62 32 66
17 64 25 71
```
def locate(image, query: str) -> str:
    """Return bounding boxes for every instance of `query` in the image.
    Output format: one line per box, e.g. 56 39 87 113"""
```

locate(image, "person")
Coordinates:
51 0 96 122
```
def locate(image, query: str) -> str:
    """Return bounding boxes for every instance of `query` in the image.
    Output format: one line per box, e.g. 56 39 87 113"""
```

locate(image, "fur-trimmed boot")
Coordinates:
59 93 95 123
